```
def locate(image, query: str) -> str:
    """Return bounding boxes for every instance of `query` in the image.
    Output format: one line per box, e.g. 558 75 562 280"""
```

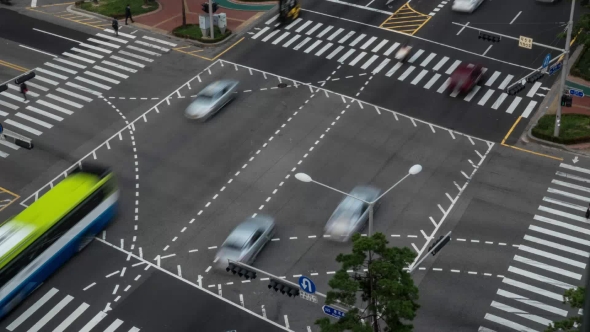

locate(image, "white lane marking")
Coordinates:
407 49 424 63
383 42 400 56
463 86 481 102
53 58 86 69
385 62 403 77
26 106 63 121
482 45 493 56
0 100 18 110
510 11 522 24
338 31 355 43
433 56 449 71
491 93 507 109
485 71 501 86
262 30 281 43
63 52 95 64
273 32 291 45
52 303 89 332
372 39 388 52
96 33 127 43
27 295 73 332
529 224 590 247
79 312 107 332
361 54 379 69
315 43 334 56
283 34 301 47
349 52 367 66
505 96 522 114
526 81 542 97
89 38 121 49
498 74 514 90
103 29 136 39
111 55 145 68
296 20 314 33
445 60 461 74
420 53 436 67
26 82 48 92
102 60 137 73
423 73 441 89
317 25 333 38
6 288 58 330
456 22 469 35
338 49 356 63
103 319 124 332
94 66 129 79
497 289 567 317
135 40 170 52
65 82 102 96
361 36 377 49
56 88 92 102
490 301 552 326
32 28 81 43
372 58 390 74
327 27 344 40
521 100 537 118
304 40 323 53
477 90 494 106
47 93 84 108
306 22 323 35
36 67 68 80
285 17 302 30
349 33 366 47
45 62 77 74
142 35 177 46
119 50 154 62
514 254 581 279
484 313 537 332
16 112 53 128
502 278 563 300
293 37 312 51
398 66 415 81
19 45 57 57
4 119 42 135
324 0 392 14
71 47 103 59
252 27 270 39
37 100 73 115
80 43 112 54
8 84 39 97
75 76 111 90
411 69 428 85
508 266 574 290
326 45 344 59
128 45 161 56
84 71 120 84
560 163 590 175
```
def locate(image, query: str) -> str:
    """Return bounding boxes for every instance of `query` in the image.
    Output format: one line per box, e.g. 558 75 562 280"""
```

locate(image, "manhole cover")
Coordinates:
278 83 287 88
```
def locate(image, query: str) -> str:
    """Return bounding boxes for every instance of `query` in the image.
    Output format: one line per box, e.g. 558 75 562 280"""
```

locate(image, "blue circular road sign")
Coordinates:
543 54 551 68
298 276 316 294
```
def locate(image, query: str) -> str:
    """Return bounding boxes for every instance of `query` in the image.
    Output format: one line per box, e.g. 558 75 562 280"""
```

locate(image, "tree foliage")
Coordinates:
315 233 420 332
545 287 585 332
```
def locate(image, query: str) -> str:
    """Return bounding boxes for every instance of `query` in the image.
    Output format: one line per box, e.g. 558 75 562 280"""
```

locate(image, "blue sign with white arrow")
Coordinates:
570 88 584 97
543 54 551 68
549 61 562 75
298 276 316 294
323 305 346 319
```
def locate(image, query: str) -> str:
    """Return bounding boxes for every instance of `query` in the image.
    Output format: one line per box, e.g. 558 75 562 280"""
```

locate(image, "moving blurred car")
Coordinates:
324 186 381 242
214 215 275 270
452 0 484 12
395 45 412 62
184 80 239 121
448 63 484 94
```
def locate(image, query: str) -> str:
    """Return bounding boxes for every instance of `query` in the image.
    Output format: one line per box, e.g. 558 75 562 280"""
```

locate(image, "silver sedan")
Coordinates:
214 215 276 270
452 0 484 12
324 186 381 242
184 80 239 121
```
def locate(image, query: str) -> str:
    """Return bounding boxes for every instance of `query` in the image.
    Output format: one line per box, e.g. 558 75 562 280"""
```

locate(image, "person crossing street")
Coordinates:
125 5 134 25
112 17 119 36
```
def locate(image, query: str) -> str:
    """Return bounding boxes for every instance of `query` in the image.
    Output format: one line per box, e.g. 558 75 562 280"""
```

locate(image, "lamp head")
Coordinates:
295 173 312 183
409 164 422 175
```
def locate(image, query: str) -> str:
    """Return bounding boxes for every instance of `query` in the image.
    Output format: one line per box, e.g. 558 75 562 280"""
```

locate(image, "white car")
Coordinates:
452 0 484 12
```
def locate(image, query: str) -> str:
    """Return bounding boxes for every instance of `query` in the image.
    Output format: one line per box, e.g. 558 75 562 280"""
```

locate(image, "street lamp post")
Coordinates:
295 164 422 236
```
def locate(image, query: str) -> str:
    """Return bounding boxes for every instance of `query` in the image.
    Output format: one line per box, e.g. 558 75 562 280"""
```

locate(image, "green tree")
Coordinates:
315 233 420 332
545 287 584 332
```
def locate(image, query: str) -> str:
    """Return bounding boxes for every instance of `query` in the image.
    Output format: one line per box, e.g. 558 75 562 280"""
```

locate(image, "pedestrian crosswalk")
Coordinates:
251 17 544 119
0 30 177 159
480 163 590 332
4 287 139 332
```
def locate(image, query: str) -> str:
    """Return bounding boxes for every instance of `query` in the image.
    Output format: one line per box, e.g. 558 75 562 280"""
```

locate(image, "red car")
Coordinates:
449 64 484 94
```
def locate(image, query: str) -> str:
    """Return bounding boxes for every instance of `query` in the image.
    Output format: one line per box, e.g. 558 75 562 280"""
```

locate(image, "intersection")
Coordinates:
0 0 589 331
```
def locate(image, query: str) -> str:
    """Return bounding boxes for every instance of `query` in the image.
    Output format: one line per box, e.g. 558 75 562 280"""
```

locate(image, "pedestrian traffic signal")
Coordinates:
561 94 573 107
14 71 35 85
428 235 451 256
201 2 218 13
526 71 544 83
268 278 300 298
226 262 257 279
478 32 501 42
507 83 526 96
0 84 6 93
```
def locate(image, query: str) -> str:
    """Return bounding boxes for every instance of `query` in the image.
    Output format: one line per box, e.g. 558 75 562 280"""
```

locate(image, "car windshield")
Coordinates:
222 227 253 250
196 94 213 102
331 198 362 223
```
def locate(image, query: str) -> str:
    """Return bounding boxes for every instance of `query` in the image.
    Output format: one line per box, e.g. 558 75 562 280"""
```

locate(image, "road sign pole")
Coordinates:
555 0 576 138
407 231 451 273
209 0 214 39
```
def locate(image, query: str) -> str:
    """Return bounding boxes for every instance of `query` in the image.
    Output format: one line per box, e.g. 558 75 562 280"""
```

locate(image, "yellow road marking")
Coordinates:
35 1 75 7
380 3 431 35
0 187 20 213
0 60 28 72
501 116 563 160
27 7 104 30
174 37 244 61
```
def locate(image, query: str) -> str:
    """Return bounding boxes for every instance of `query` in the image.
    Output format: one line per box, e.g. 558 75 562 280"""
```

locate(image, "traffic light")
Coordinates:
561 94 573 107
478 32 501 42
268 278 300 298
507 83 526 96
0 84 6 93
226 262 257 279
428 235 451 256
527 71 544 83
14 71 35 85
201 2 218 13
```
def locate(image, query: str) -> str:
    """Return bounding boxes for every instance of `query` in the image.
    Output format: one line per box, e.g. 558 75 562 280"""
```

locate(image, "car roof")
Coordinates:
225 216 274 245
200 80 236 96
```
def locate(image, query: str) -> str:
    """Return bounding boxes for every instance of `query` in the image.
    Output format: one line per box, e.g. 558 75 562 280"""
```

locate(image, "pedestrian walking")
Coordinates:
125 5 134 25
586 203 590 219
20 83 28 101
112 17 119 36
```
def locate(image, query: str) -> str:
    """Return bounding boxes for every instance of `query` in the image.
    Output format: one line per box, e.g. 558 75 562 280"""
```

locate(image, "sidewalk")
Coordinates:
135 0 275 33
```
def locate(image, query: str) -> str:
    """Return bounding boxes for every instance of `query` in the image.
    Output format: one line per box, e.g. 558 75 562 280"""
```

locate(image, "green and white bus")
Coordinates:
0 163 119 318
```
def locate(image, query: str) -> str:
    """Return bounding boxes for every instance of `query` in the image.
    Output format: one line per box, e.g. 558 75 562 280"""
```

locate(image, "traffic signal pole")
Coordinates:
407 231 451 273
554 0 576 137
209 0 214 39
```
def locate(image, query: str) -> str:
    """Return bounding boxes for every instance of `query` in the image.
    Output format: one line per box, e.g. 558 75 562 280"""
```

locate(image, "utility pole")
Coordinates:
554 0 576 137
209 0 214 39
